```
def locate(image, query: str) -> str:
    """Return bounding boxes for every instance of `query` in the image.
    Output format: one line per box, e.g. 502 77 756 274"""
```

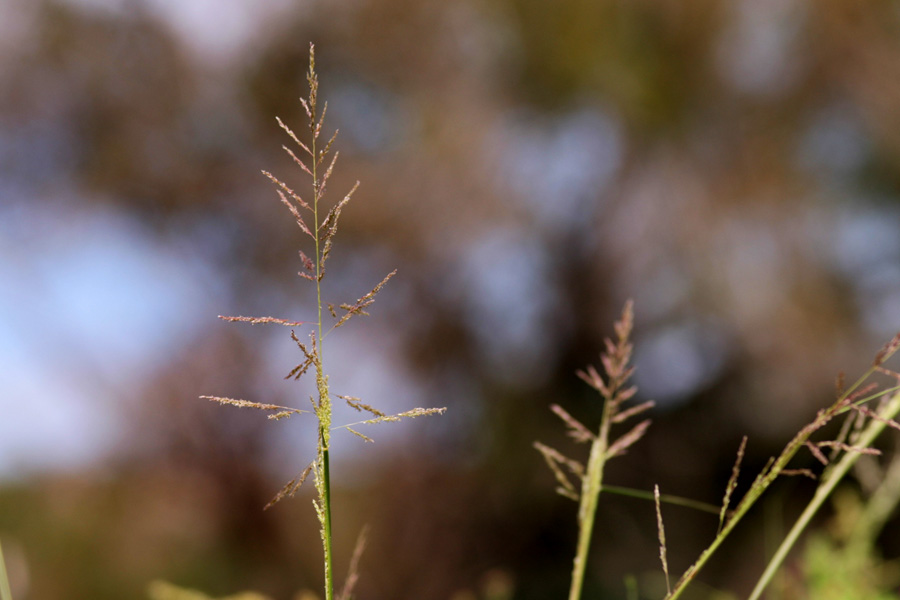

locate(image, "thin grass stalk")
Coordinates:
321 433 334 600
747 390 900 600
310 77 335 600
568 393 613 600
541 302 643 600
0 538 12 600
847 448 900 554
600 485 720 515
666 355 895 600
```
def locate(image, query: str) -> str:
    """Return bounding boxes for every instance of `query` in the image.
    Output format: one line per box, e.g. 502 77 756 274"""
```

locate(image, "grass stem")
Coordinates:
322 436 334 600
747 390 900 600
600 485 721 515
568 410 610 600
0 538 12 600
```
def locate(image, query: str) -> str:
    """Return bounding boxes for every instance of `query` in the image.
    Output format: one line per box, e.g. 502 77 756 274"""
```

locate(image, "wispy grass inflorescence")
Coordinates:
664 332 900 600
535 300 655 600
203 44 444 600
537 303 900 599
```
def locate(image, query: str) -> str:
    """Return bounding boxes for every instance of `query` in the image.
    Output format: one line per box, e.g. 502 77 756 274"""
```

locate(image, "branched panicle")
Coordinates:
202 44 443 600
574 300 639 419
668 333 900 600
534 442 583 502
265 462 315 511
536 301 652 600
332 270 398 331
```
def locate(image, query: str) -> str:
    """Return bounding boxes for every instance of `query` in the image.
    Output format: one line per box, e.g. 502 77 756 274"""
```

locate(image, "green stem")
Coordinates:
310 83 334 600
747 390 900 600
568 401 612 600
847 448 900 554
0 537 12 600
666 362 888 600
322 437 334 600
600 485 721 515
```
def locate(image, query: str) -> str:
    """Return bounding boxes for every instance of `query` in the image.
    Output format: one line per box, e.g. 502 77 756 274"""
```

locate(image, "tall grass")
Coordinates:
203 44 443 600
535 301 654 600
538 300 900 599
187 42 900 599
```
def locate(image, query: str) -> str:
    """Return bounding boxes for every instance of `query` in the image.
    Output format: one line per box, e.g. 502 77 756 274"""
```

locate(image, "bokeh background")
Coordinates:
3 0 900 598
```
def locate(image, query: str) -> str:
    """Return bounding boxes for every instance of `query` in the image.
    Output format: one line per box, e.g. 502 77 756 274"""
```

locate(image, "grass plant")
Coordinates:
538 299 900 599
668 335 900 600
202 44 444 600
166 42 900 600
535 301 655 600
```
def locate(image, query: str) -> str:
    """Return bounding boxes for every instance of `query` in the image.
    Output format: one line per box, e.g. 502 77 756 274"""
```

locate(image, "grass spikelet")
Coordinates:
265 463 315 511
655 485 671 596
268 411 294 421
317 151 340 200
334 407 447 430
337 526 369 600
346 428 374 443
718 435 746 534
332 270 398 331
606 418 651 458
815 441 882 456
262 171 311 212
534 441 583 501
276 116 312 157
275 189 315 239
396 407 447 419
320 182 359 266
780 468 817 479
550 404 595 443
218 315 310 327
340 395 386 417
611 399 654 424
285 356 315 381
804 441 829 465
201 396 306 417
852 404 900 432
874 332 900 366
320 129 339 163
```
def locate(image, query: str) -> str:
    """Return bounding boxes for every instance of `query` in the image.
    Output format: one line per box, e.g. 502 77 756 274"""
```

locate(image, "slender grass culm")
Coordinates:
664 333 900 600
0 538 12 600
203 44 444 600
538 302 900 599
535 301 655 600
